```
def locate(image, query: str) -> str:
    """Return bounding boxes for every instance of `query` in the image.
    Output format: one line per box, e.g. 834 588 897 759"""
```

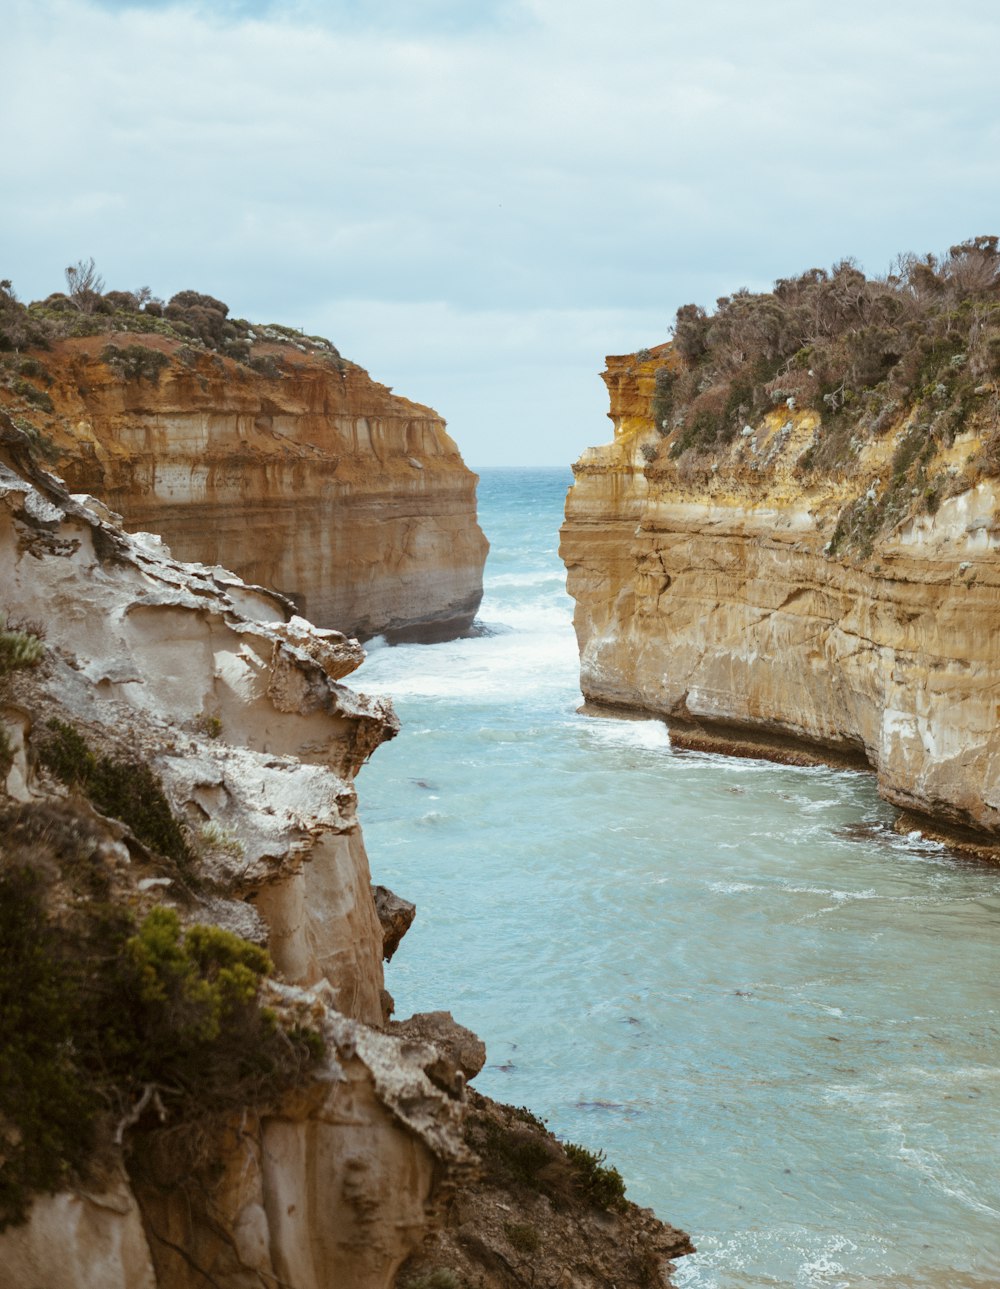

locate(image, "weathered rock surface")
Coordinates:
398 1093 695 1289
561 349 1000 847
0 415 467 1287
0 415 690 1288
373 882 417 961
1 334 488 641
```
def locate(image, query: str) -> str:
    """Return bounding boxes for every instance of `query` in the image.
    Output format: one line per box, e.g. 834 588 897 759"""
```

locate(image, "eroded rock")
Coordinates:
373 883 417 961
0 336 489 642
561 350 1000 850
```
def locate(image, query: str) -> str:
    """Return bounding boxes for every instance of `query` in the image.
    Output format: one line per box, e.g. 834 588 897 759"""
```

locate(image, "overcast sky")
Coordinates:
5 0 999 465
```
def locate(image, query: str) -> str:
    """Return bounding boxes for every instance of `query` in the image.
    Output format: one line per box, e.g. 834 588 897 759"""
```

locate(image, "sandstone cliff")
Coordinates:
0 415 691 1288
561 330 1000 847
0 309 487 643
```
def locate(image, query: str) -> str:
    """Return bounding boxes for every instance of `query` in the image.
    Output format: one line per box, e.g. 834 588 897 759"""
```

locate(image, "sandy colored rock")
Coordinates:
390 1009 488 1097
0 413 689 1288
2 334 488 641
561 350 1000 846
373 882 417 961
0 1174 157 1289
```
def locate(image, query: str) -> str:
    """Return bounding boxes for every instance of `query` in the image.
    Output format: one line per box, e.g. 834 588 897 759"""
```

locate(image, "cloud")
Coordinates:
4 0 1000 462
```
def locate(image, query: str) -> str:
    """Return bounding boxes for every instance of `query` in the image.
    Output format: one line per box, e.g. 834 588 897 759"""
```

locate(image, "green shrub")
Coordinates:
100 344 171 384
467 1099 629 1213
38 719 194 874
563 1141 627 1211
0 862 99 1228
401 1272 464 1289
504 1220 541 1253
0 812 324 1230
0 627 44 677
8 378 53 412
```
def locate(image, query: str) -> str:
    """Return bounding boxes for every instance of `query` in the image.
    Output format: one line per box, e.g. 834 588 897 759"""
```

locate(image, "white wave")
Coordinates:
486 570 568 588
895 1131 1000 1221
784 884 882 902
582 717 671 751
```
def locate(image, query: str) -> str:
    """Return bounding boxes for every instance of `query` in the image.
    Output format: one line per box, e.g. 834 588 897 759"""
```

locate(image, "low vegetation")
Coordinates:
466 1097 628 1213
656 236 1000 466
0 801 324 1230
0 620 44 773
38 718 196 880
640 236 1000 554
0 259 345 372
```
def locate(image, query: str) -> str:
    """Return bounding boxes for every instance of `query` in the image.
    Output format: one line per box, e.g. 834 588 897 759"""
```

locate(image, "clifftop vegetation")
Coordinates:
0 257 343 370
650 236 1000 478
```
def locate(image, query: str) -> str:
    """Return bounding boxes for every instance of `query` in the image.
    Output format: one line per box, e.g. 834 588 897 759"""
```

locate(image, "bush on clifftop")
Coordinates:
0 263 344 368
658 236 1000 467
0 802 324 1230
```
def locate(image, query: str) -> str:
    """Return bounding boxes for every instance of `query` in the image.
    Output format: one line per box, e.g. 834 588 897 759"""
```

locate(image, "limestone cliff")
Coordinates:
0 327 487 642
561 344 1000 848
0 415 691 1288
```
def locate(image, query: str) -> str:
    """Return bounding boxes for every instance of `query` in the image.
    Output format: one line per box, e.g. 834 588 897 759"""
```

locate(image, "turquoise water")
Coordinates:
354 467 1000 1289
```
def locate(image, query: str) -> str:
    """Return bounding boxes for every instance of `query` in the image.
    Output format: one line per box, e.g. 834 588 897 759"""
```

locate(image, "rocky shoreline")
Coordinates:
561 344 1000 856
0 413 692 1287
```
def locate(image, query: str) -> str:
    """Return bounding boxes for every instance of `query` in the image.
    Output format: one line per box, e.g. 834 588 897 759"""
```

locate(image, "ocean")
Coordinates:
353 467 1000 1288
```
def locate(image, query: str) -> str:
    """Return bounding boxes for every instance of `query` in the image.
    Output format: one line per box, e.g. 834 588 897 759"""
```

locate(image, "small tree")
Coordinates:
64 258 105 313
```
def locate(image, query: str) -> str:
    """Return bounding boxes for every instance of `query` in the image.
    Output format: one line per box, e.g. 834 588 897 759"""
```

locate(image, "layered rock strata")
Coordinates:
1 334 488 641
0 416 690 1288
561 349 1000 845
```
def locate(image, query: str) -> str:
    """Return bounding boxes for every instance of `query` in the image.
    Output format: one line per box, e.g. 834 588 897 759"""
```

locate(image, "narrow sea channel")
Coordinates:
354 467 1000 1288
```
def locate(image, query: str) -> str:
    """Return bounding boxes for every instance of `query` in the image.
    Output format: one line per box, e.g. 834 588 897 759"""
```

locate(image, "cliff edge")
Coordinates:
0 280 488 643
0 414 691 1288
561 241 1000 848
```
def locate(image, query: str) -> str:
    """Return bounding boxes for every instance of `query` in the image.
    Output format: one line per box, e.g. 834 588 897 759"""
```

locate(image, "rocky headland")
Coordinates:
561 239 1000 850
0 413 692 1288
0 279 488 642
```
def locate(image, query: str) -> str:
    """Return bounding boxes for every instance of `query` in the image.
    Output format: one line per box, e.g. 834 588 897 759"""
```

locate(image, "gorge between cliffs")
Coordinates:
3 267 1000 1288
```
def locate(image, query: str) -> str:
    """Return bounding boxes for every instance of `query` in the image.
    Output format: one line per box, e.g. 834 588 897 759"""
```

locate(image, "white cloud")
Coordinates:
4 0 1000 462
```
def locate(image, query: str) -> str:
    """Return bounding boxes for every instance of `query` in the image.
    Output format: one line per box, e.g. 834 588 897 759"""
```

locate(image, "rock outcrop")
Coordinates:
1 332 488 642
0 415 691 1288
561 348 1000 848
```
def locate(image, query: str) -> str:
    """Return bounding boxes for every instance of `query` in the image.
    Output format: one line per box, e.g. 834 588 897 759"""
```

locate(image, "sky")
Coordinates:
4 0 1000 465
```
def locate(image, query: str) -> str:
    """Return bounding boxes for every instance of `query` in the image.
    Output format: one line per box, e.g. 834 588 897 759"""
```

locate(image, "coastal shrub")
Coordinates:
0 808 324 1230
504 1220 541 1253
38 718 195 874
199 821 244 859
651 364 677 432
563 1141 627 1210
3 268 351 368
101 343 171 384
659 235 1000 468
401 1272 464 1289
249 353 281 378
467 1098 629 1213
0 859 99 1229
0 625 44 678
64 258 106 313
7 377 54 412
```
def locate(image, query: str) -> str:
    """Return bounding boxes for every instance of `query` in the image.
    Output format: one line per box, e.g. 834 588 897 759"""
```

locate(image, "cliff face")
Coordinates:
0 416 691 1288
1 333 488 642
561 349 1000 845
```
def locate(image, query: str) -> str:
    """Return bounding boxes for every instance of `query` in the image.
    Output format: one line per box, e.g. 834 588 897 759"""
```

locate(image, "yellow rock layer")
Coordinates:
3 335 488 641
561 350 1000 845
